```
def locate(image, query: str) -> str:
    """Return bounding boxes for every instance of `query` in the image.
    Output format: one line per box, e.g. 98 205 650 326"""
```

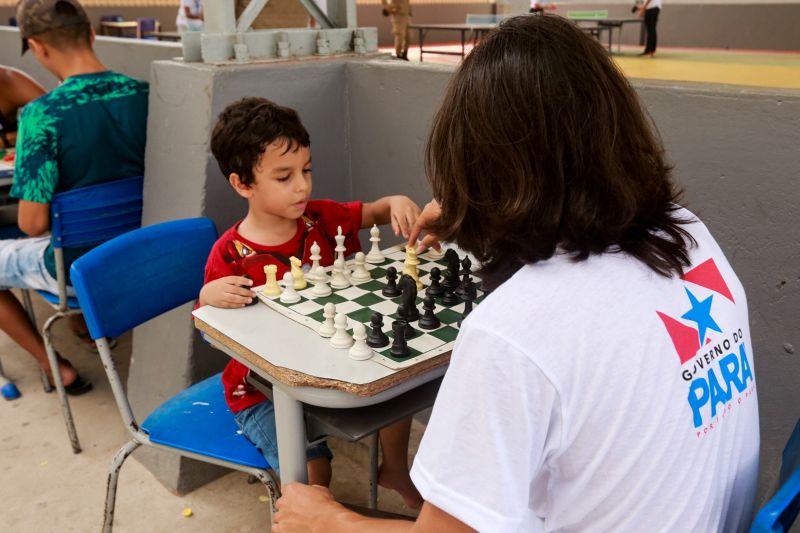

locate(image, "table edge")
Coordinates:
194 317 451 397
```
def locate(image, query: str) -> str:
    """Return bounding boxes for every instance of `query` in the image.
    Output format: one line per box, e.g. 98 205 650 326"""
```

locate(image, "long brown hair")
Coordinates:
426 14 694 288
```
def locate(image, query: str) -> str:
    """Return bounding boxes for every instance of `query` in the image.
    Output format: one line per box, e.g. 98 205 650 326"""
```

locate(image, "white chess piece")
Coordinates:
334 225 346 265
365 224 385 264
311 276 332 297
307 241 326 282
289 256 307 289
262 264 281 297
280 272 301 303
329 313 354 348
403 245 423 291
318 303 336 337
423 244 444 260
330 257 351 289
350 252 371 283
348 322 373 361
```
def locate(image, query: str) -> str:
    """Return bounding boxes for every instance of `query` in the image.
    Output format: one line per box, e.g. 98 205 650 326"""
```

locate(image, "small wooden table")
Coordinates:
100 21 140 39
409 23 496 61
193 302 450 485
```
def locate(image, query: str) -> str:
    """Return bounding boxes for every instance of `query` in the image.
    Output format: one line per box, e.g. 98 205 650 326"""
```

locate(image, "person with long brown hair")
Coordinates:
271 14 759 532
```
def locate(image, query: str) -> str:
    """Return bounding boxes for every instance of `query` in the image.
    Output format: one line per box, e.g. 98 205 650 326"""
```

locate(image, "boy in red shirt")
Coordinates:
200 97 423 505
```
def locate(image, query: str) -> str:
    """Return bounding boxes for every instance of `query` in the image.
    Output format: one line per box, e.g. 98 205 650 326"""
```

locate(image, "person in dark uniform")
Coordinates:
638 0 662 57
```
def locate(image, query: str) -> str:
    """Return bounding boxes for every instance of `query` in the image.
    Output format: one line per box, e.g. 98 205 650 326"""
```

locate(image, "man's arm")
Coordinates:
17 200 50 236
273 484 475 533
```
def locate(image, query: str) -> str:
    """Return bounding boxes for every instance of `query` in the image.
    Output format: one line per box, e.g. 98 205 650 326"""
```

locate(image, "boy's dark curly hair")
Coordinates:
210 97 310 186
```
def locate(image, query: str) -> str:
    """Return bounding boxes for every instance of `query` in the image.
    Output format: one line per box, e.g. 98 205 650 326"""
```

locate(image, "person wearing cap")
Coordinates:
0 66 45 149
1 0 148 394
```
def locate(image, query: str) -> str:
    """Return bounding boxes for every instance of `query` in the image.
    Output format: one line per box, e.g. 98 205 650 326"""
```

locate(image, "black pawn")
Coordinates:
458 284 477 327
425 267 444 298
390 319 411 358
418 296 441 330
382 266 401 297
366 312 389 348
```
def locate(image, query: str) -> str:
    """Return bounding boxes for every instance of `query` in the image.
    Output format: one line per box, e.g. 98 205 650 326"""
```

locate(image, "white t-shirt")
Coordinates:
176 0 203 30
411 209 759 532
648 0 663 10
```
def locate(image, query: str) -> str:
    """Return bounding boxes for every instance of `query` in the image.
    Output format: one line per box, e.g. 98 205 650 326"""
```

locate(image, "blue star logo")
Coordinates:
681 288 722 345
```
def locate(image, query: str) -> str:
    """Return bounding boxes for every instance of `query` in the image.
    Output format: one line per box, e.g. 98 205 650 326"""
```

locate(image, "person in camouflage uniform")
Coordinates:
1 0 148 394
382 0 412 60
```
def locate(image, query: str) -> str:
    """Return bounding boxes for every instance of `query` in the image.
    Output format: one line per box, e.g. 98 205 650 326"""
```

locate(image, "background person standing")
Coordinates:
638 0 662 57
382 0 411 60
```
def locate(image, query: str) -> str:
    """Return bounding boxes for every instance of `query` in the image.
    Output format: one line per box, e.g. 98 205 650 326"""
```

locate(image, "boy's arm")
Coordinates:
361 195 421 239
198 241 255 308
17 200 50 236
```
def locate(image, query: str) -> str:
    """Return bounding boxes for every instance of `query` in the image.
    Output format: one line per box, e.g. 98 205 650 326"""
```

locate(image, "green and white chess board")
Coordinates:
255 243 486 370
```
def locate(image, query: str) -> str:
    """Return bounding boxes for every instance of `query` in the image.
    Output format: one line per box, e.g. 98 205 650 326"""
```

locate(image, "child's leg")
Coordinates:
235 400 333 487
378 416 423 509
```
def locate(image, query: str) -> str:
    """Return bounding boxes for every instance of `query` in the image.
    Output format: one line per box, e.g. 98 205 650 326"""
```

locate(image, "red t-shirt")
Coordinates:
204 199 363 413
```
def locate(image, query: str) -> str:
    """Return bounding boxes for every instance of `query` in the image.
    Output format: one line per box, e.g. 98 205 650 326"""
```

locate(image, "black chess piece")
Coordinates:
241 274 258 306
456 257 474 298
442 284 461 306
443 249 460 289
425 267 444 298
458 283 477 326
396 274 420 321
382 266 401 297
366 312 390 348
418 296 441 330
390 319 411 358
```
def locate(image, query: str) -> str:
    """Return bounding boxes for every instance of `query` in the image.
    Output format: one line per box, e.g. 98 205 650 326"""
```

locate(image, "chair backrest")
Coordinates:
100 14 124 22
70 217 218 340
50 176 143 250
137 17 160 35
751 419 800 532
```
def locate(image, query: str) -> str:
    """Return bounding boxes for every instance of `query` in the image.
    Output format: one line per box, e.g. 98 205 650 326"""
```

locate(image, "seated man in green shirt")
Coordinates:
1 0 148 393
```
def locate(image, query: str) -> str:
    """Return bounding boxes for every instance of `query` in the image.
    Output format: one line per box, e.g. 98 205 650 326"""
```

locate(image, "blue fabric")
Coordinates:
751 419 800 532
234 400 333 474
141 374 269 469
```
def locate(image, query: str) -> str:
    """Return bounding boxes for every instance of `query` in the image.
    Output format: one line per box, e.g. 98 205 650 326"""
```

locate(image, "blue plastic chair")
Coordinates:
136 17 160 39
70 217 279 533
24 176 143 453
751 419 800 533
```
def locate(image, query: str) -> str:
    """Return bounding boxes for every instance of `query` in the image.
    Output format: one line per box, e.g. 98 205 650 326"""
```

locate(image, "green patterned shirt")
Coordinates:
11 71 149 281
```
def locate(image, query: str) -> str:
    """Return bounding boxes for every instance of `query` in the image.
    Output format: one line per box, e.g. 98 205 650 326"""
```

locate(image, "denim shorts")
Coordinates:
234 400 333 474
0 236 71 294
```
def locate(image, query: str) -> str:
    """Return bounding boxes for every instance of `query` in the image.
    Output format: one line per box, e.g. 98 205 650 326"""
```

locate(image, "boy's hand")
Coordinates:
408 199 442 252
388 195 421 239
199 276 255 308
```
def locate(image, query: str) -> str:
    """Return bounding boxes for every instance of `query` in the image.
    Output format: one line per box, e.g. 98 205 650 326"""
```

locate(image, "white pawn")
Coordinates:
280 272 301 304
330 257 350 289
348 322 373 361
423 244 444 260
318 303 335 337
350 251 371 283
329 313 353 349
365 224 385 264
307 241 326 282
311 276 332 297
334 226 347 265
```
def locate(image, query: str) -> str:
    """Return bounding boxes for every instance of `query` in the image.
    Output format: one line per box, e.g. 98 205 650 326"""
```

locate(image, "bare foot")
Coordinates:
377 464 423 509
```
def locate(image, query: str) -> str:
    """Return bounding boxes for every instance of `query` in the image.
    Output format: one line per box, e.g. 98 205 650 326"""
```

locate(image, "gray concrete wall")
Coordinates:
0 26 180 89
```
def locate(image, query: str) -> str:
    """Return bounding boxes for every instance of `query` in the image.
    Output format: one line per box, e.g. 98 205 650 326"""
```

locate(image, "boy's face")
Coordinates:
233 140 312 222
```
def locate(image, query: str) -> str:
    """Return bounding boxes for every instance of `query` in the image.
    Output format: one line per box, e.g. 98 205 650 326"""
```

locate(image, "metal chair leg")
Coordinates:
253 468 281 527
103 439 140 533
42 311 81 453
368 432 379 509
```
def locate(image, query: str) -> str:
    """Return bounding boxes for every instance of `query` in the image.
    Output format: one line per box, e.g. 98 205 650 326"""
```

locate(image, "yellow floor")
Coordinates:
613 47 800 90
392 44 800 90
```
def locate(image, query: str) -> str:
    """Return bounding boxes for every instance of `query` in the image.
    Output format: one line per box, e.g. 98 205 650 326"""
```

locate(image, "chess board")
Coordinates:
255 243 486 369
